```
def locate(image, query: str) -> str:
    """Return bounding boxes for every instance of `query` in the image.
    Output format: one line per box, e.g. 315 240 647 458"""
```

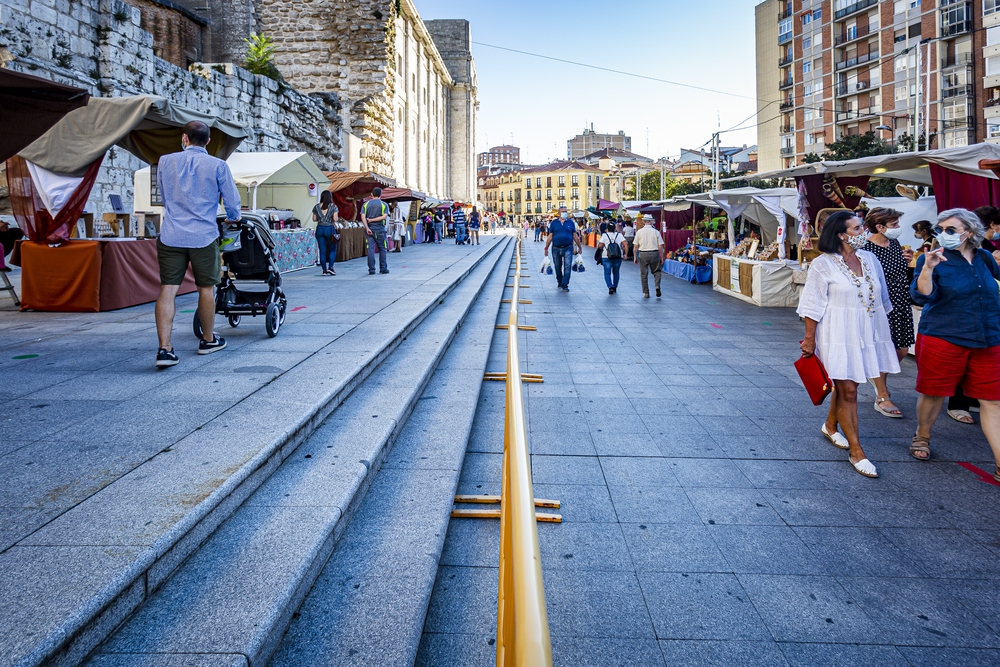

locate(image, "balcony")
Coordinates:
779 32 793 45
834 0 877 21
781 124 795 134
835 107 880 124
835 50 879 72
941 2 973 38
942 115 974 130
779 76 794 89
942 84 973 98
780 146 795 156
779 98 795 110
835 80 871 98
835 26 868 47
778 54 793 67
942 52 973 69
779 6 791 20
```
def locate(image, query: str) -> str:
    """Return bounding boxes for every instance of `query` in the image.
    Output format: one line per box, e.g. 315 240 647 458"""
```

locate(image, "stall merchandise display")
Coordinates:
756 241 781 261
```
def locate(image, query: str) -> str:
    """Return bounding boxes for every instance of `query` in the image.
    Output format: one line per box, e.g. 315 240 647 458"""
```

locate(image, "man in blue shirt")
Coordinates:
543 206 582 291
452 204 467 245
154 120 241 368
362 187 390 274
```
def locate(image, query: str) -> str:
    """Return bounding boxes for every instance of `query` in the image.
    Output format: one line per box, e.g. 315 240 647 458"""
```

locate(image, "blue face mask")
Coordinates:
937 230 966 250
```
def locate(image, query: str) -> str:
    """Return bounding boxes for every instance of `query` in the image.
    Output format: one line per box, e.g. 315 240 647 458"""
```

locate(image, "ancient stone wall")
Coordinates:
0 0 343 218
129 0 207 68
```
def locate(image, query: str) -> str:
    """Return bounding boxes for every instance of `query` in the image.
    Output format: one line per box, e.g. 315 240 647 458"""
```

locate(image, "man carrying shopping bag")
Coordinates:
543 206 582 292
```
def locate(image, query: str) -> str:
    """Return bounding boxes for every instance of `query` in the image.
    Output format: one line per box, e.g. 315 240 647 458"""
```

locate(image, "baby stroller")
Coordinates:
193 214 288 339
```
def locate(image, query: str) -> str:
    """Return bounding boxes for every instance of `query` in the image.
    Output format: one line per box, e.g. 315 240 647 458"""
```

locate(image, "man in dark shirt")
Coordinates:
362 187 389 274
543 206 582 292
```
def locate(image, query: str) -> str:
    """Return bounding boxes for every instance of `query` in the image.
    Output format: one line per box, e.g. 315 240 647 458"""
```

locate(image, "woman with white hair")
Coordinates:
910 208 1000 480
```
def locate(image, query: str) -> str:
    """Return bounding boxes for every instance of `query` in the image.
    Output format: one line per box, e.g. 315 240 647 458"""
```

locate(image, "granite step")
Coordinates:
79 240 514 667
265 240 514 667
1 237 510 667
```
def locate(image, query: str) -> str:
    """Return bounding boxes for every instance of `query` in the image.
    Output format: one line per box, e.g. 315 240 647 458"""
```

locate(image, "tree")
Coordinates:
821 131 891 160
801 152 822 164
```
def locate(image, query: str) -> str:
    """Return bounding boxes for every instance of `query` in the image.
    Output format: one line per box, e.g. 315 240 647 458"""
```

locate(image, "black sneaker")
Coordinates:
198 334 227 355
656 288 662 297
155 348 178 368
369 270 376 275
380 270 390 274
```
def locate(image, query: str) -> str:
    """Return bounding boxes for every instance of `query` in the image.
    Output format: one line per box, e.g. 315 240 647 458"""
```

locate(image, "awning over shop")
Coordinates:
740 143 1000 186
227 152 329 187
378 187 427 202
0 69 90 163
19 95 249 176
324 171 398 221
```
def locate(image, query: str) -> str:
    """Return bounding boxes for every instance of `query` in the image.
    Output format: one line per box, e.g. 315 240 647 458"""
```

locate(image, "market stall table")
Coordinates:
271 228 318 273
11 238 195 311
712 254 800 308
662 258 712 284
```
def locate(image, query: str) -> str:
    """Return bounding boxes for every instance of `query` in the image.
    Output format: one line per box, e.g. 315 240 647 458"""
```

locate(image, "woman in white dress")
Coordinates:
797 210 901 478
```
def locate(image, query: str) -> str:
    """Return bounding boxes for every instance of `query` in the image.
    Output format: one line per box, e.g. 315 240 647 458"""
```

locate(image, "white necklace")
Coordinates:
834 253 875 317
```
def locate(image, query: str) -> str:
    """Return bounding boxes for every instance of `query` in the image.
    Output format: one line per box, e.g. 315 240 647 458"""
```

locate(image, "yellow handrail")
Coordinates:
496 237 553 667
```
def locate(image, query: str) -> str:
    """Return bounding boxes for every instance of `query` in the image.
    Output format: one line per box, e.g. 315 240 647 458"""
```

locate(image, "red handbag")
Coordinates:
794 353 833 406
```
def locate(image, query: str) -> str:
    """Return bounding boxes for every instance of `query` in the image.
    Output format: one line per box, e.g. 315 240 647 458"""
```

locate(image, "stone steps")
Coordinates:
78 239 513 667
265 236 514 667
2 237 510 667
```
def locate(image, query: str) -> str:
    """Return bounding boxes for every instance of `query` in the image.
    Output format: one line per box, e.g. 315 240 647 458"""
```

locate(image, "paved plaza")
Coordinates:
419 238 1000 667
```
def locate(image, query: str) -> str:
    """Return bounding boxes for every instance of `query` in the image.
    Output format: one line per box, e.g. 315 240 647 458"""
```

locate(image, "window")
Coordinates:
989 121 1000 139
558 188 565 198
813 9 821 21
988 26 1000 46
779 18 793 44
587 174 592 186
596 176 601 188
526 190 532 200
571 175 579 185
546 177 552 187
804 82 813 96
803 35 812 49
895 85 908 101
894 55 908 72
805 133 815 145
558 175 566 186
908 23 921 39
805 108 814 121
546 189 552 200
814 58 823 74
803 61 812 74
988 56 1000 77
571 188 579 199
802 12 812 25
988 0 1000 16
894 30 906 43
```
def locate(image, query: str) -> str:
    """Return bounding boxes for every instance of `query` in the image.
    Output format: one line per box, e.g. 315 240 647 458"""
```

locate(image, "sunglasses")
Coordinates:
932 226 964 236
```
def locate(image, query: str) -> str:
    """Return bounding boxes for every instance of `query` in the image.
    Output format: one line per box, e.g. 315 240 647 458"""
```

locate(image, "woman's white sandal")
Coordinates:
821 424 850 450
851 458 879 478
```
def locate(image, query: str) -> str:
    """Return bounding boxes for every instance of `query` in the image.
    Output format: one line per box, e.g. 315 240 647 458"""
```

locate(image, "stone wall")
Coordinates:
129 0 207 68
0 0 343 218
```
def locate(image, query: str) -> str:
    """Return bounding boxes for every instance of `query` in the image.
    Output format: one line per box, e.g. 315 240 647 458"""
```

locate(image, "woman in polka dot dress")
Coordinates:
863 208 916 418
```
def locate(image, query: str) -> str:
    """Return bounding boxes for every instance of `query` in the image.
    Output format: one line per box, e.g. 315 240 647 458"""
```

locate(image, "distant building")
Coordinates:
478 145 521 169
479 160 604 223
567 127 632 159
578 147 654 166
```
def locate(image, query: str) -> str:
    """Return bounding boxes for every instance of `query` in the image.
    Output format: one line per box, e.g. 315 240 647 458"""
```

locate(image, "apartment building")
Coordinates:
480 161 604 222
567 128 632 160
758 0 1000 169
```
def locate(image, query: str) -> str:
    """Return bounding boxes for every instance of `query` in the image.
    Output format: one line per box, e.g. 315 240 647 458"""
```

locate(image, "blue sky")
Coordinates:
416 0 762 164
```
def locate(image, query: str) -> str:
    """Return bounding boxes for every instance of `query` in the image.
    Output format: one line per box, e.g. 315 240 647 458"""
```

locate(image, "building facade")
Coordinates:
567 128 632 160
480 161 604 222
758 0 1000 169
478 145 521 168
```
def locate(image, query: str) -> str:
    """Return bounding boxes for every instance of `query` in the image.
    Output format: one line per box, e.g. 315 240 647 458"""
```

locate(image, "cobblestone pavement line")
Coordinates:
418 238 1000 667
0 237 501 667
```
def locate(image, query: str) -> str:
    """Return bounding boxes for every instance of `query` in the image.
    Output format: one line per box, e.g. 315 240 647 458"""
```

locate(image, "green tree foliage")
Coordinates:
821 131 891 160
244 33 281 81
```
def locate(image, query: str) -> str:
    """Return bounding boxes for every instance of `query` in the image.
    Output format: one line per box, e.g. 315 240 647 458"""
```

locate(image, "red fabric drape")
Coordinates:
331 190 357 222
929 163 1000 211
7 155 104 244
661 205 705 230
797 174 870 226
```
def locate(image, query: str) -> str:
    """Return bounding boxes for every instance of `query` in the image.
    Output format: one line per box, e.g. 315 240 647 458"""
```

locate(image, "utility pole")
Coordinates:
914 43 922 144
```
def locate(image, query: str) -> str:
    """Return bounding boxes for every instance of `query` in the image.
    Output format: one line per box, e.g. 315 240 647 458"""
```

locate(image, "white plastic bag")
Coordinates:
539 257 553 275
572 253 586 273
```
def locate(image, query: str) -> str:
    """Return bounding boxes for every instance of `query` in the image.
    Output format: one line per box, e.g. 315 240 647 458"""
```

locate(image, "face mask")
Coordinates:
842 232 867 250
938 230 966 250
883 227 902 240
560 212 568 219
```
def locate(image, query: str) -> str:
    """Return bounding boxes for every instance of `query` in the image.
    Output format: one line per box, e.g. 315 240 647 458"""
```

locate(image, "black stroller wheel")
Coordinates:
228 314 241 328
265 303 281 338
193 312 203 339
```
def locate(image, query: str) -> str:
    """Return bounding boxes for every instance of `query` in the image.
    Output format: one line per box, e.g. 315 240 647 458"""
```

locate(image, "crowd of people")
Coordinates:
798 206 1000 482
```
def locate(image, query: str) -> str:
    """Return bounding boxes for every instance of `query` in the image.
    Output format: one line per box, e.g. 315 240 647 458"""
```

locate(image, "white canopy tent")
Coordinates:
672 188 800 257
740 143 1000 186
226 152 330 224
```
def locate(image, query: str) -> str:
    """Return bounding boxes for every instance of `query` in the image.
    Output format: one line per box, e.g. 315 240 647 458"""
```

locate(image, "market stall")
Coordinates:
712 254 800 307
325 171 397 262
8 95 248 311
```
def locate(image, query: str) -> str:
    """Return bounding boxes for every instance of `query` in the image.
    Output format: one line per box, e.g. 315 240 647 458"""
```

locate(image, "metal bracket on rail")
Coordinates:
451 495 562 522
501 299 532 304
483 372 543 383
495 324 536 331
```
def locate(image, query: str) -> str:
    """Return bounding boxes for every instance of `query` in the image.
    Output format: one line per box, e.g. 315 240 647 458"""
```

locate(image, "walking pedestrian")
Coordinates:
534 220 542 242
453 204 467 244
153 120 241 368
312 189 340 275
362 187 390 274
599 221 626 294
433 207 446 244
469 207 481 245
797 210 900 478
389 202 405 252
862 207 914 417
633 217 664 298
910 208 1000 478
422 211 434 243
543 205 582 292
622 217 635 260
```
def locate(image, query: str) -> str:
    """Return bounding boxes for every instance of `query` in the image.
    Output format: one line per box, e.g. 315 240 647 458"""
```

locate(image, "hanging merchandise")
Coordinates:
797 179 812 250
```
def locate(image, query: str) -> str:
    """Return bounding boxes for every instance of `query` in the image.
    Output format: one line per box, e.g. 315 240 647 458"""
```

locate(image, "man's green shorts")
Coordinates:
157 238 221 287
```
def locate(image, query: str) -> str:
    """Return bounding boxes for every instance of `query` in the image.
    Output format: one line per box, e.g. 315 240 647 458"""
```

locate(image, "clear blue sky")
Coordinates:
416 0 762 164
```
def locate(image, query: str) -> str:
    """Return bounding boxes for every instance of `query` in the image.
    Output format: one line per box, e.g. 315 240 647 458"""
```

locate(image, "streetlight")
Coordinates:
875 124 895 153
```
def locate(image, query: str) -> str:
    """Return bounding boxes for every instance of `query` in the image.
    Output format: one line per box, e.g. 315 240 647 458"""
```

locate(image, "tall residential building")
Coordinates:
566 127 632 159
478 145 521 169
757 0 783 172
757 0 1000 170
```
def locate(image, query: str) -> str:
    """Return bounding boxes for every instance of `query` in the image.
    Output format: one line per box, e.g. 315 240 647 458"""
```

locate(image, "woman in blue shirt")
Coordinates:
910 208 1000 481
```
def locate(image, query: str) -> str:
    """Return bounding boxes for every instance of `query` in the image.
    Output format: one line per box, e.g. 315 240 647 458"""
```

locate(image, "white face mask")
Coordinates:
560 212 568 219
882 227 902 240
